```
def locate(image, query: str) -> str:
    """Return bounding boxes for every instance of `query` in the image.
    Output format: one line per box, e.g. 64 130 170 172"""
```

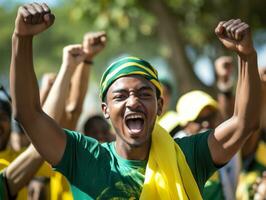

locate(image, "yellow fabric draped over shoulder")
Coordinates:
140 124 202 200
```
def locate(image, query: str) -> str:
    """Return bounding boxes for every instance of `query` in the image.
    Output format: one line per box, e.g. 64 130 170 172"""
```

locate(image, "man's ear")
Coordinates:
101 102 110 119
157 97 164 116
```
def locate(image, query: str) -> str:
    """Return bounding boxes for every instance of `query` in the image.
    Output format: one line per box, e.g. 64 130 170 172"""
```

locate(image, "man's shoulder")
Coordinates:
64 129 98 143
174 129 213 148
63 128 112 156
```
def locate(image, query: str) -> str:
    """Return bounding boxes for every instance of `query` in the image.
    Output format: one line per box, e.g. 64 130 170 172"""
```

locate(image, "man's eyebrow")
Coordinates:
111 86 153 94
112 89 127 93
138 86 153 91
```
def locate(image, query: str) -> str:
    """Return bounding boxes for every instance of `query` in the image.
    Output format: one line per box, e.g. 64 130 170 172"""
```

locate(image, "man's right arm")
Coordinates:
42 44 86 123
10 3 66 166
61 31 106 130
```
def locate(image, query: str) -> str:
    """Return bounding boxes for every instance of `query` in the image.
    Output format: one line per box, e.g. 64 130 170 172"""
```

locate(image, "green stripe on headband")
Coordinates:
100 57 162 101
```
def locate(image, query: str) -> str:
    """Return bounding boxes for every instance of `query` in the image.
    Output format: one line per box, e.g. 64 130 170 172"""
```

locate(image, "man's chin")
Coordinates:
125 137 150 148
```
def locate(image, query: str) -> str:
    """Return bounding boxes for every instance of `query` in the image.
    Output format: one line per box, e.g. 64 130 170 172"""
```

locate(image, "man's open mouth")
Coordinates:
125 114 144 134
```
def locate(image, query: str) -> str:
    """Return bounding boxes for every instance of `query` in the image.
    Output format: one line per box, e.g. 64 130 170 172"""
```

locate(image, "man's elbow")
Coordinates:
13 105 43 124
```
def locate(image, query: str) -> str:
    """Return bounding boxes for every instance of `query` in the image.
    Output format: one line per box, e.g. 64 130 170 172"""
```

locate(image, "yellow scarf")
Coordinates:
140 124 202 200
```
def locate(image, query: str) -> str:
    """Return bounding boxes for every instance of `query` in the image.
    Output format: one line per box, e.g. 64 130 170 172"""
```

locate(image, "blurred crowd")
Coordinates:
1 2 266 200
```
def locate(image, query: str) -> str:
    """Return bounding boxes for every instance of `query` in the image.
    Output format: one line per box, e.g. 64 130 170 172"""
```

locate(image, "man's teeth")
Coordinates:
127 114 143 119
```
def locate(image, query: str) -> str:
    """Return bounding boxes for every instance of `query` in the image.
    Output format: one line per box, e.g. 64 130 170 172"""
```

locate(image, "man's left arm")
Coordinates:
208 19 262 165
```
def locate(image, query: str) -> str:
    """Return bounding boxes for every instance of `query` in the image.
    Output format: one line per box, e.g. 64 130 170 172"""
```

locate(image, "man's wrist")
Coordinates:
238 49 257 61
12 33 33 42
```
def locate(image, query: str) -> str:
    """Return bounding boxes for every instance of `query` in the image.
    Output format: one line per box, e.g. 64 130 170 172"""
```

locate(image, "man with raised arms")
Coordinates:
10 2 261 199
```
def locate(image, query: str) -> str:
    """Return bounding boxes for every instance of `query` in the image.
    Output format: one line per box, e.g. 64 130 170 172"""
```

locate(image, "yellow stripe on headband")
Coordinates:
101 71 150 93
111 71 162 95
150 79 162 94
106 56 142 71
102 62 158 89
109 71 150 84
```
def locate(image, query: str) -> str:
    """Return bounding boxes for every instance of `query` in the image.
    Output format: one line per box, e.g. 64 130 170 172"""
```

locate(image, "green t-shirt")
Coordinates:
0 171 8 200
54 129 218 199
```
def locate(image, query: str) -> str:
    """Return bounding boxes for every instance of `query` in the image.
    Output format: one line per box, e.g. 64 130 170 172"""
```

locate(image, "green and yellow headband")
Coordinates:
100 56 162 101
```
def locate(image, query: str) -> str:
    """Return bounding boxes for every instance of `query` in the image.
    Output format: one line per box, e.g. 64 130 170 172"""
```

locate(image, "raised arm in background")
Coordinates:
214 56 235 121
61 32 106 130
208 19 262 165
42 44 87 123
10 3 66 166
4 144 43 198
39 73 56 106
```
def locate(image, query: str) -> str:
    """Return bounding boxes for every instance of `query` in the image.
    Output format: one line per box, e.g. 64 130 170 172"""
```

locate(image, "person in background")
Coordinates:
173 90 218 139
40 73 57 106
9 119 30 152
0 144 45 199
173 90 240 200
59 32 106 130
158 77 182 136
0 87 46 200
215 56 235 120
252 171 266 200
83 115 115 143
236 66 266 200
159 78 174 116
0 97 23 172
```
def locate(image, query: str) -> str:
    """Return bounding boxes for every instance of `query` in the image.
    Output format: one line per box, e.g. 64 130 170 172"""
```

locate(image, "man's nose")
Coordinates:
126 95 141 110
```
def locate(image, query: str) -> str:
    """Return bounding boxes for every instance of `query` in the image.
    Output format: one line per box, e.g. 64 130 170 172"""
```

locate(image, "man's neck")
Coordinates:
115 139 151 161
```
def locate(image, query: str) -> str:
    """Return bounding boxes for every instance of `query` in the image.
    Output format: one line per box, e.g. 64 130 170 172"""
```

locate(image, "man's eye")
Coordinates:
139 93 152 98
114 95 126 100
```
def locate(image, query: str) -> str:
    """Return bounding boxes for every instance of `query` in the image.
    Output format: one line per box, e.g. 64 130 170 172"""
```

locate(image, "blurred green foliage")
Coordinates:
72 0 266 94
0 0 162 86
74 0 266 55
1 0 266 94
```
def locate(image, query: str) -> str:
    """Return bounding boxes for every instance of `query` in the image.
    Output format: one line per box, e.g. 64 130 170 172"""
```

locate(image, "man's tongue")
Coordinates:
127 119 143 133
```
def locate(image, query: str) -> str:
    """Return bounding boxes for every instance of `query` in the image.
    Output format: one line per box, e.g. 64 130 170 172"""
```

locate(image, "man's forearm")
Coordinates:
10 35 42 122
236 51 261 135
5 145 44 196
62 62 90 129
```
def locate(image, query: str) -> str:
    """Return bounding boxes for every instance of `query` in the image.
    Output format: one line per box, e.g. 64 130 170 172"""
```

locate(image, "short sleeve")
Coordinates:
53 129 112 194
0 171 9 200
175 130 219 194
